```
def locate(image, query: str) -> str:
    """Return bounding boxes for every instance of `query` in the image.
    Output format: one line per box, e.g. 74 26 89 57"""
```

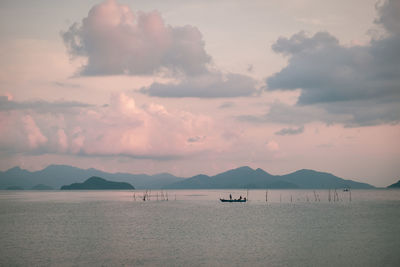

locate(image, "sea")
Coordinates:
0 189 399 266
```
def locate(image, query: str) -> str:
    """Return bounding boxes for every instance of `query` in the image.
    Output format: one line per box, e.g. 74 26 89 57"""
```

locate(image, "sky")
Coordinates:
0 0 399 186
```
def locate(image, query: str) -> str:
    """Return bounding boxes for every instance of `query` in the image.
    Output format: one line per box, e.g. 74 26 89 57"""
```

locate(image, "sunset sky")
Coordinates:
0 0 399 186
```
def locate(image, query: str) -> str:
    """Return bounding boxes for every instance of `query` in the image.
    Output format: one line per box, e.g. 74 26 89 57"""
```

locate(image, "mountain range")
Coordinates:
0 164 375 190
0 165 182 190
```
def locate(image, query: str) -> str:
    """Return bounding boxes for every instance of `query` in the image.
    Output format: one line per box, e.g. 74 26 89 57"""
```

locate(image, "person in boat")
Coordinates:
229 194 232 200
239 196 242 200
244 197 246 201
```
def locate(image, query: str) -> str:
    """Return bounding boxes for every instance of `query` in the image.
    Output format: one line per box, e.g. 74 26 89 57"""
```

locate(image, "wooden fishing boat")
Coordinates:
219 198 247 203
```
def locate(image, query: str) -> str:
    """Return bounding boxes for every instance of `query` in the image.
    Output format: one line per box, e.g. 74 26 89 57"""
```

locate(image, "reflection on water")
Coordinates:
0 190 399 266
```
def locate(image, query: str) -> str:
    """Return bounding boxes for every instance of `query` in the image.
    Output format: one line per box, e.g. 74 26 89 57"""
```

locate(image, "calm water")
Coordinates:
0 190 399 266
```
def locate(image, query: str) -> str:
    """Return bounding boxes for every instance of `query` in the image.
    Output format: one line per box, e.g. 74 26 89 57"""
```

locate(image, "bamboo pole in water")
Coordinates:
349 189 352 202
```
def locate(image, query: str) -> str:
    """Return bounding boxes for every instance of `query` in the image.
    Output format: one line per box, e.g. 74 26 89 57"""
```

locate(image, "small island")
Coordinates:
31 184 53 190
6 186 24 190
387 180 400 189
60 176 135 190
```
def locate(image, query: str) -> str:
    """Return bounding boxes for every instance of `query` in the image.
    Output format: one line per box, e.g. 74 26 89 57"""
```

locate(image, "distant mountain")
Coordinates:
6 185 24 190
277 169 373 189
61 176 134 190
165 166 298 189
31 184 53 190
166 166 374 189
0 165 183 189
387 180 400 188
0 165 375 190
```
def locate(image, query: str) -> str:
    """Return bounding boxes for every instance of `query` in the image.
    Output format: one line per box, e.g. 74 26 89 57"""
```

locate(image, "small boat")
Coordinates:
343 188 350 192
220 198 247 203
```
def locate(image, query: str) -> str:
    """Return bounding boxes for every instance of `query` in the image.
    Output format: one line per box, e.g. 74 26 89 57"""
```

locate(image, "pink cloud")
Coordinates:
266 140 279 152
63 0 210 76
22 115 48 149
0 94 230 159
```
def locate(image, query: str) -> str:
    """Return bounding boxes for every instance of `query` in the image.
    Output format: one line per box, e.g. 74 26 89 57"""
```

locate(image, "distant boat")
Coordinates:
220 198 247 203
343 188 350 192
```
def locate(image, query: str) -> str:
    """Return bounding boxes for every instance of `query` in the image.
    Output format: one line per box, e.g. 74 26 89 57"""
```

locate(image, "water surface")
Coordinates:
0 190 399 266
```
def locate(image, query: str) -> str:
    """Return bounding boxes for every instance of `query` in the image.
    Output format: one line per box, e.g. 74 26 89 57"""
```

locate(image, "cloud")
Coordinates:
275 126 304 136
264 0 400 126
266 140 279 152
238 100 400 128
140 72 258 98
0 94 230 159
52 81 81 88
375 0 400 35
0 96 91 113
62 0 257 98
62 0 210 76
22 115 48 149
219 101 236 109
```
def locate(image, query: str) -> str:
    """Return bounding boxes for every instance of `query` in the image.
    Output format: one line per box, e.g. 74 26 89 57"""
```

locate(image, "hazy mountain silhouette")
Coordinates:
0 165 183 189
166 166 374 189
61 176 134 190
165 166 298 189
387 180 400 188
31 184 53 190
277 169 373 189
6 185 24 190
0 165 374 190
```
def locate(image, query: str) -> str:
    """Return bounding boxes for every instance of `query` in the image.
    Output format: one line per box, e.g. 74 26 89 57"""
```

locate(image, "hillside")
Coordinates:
61 176 134 190
387 180 400 188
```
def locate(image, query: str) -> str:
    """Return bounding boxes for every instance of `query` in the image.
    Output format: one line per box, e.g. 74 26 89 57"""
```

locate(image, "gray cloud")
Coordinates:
62 0 210 76
0 96 91 113
238 99 400 128
264 0 400 126
375 0 400 35
140 72 258 98
237 102 338 125
267 32 400 105
275 126 304 136
187 136 205 143
219 101 236 109
52 81 81 88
